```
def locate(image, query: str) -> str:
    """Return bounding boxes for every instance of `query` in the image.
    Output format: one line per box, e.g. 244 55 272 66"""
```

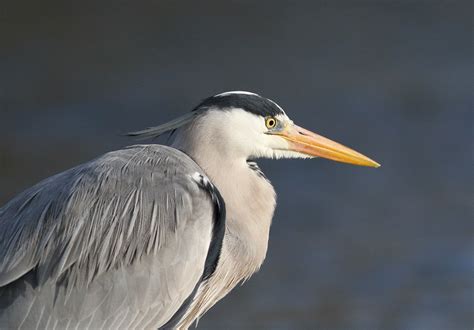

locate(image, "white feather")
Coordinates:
214 91 259 97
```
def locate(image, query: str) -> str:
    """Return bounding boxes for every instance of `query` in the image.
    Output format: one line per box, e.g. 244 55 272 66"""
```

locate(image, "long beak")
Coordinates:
277 124 380 168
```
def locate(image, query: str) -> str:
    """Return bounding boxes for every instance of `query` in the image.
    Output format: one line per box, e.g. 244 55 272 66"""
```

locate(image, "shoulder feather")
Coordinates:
0 145 214 290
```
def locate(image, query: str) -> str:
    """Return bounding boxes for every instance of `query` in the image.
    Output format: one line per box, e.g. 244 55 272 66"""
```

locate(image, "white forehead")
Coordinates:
214 91 259 97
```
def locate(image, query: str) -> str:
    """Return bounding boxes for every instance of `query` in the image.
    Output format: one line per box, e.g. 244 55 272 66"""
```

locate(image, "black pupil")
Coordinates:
268 119 275 127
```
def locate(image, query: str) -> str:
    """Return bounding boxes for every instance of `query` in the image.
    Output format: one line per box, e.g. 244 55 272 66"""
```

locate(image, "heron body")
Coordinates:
0 92 379 328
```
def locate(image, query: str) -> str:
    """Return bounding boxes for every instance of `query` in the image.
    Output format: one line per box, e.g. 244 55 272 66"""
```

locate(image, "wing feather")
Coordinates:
0 144 222 328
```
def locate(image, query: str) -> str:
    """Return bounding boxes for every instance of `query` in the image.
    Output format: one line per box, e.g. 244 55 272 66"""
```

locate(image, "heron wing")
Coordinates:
0 145 225 328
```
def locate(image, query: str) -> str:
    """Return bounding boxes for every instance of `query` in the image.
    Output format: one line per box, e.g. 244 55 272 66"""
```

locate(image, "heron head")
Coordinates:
128 91 380 168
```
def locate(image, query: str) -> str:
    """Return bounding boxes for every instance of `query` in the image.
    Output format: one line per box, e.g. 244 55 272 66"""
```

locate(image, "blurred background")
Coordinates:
0 0 472 329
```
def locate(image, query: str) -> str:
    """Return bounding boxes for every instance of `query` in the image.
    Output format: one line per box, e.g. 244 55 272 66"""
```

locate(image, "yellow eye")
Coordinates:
265 117 277 129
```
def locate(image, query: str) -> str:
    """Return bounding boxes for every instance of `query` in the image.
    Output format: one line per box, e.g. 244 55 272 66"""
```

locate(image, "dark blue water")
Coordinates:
0 1 472 329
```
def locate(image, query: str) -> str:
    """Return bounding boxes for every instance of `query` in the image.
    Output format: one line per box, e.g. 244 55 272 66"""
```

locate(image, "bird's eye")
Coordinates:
265 117 277 129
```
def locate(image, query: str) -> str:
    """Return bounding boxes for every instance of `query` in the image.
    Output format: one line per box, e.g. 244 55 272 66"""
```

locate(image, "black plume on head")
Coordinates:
194 93 285 117
127 92 285 140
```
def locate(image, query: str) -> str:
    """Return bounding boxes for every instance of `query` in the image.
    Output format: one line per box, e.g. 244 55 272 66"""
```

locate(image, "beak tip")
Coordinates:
368 160 381 168
363 158 381 168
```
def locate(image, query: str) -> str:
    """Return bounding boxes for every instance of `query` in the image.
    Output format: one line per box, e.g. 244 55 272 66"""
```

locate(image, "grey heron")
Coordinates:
0 91 379 329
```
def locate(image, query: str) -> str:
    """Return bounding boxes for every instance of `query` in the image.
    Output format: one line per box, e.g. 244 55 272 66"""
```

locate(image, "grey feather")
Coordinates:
126 111 203 140
0 144 223 329
0 93 286 329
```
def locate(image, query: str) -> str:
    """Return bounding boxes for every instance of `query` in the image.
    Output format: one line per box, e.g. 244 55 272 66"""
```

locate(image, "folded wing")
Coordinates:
0 145 224 329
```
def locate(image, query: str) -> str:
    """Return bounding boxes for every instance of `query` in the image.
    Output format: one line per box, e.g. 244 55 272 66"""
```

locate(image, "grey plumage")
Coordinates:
127 111 201 140
0 145 224 329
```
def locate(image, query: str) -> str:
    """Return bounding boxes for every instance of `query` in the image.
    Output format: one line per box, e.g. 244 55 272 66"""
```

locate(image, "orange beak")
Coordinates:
277 124 380 168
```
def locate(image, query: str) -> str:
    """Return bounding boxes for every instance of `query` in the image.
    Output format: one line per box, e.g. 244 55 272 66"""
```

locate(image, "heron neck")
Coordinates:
172 134 276 274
